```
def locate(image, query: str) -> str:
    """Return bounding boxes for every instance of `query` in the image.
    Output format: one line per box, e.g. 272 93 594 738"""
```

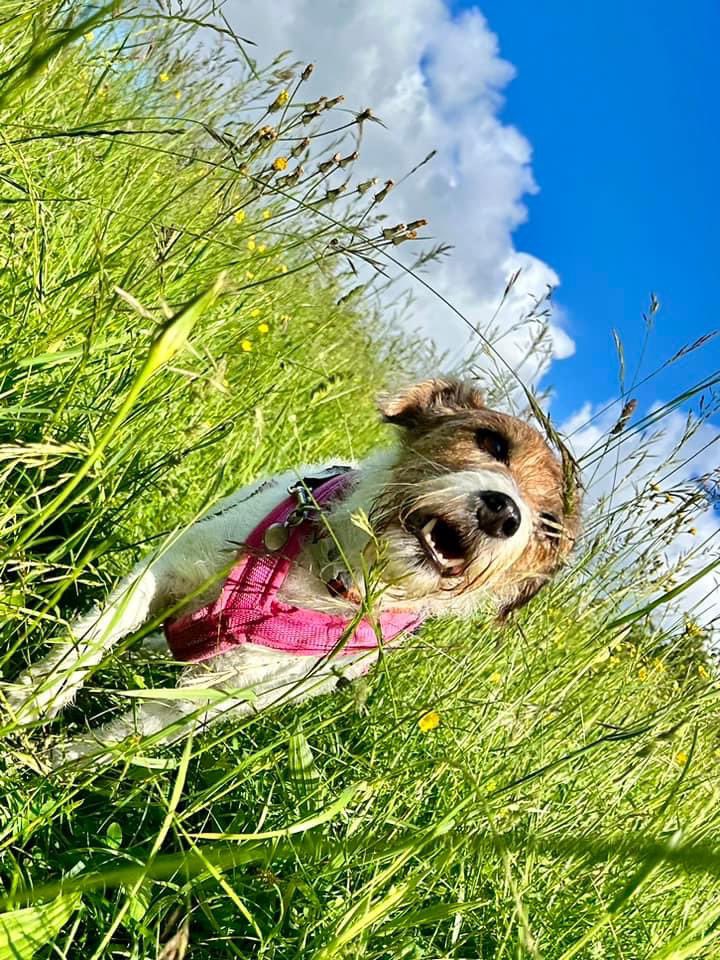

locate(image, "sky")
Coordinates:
453 0 720 423
224 0 719 624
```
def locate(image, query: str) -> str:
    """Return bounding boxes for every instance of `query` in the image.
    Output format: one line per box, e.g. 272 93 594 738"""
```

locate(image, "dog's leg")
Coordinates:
5 557 170 723
54 649 375 765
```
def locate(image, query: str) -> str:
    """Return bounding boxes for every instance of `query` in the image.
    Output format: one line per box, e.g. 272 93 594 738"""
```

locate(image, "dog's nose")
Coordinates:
476 491 521 539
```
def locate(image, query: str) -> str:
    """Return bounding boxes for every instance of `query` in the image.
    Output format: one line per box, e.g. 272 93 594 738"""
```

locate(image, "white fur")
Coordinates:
4 449 531 763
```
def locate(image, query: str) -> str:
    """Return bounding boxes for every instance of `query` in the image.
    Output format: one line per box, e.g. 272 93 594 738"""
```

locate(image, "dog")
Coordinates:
5 378 580 762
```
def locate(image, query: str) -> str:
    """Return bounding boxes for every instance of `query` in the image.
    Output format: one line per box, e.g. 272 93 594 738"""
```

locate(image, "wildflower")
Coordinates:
650 483 661 493
279 264 289 274
250 308 261 318
653 658 666 673
418 710 440 732
234 210 246 224
273 156 289 172
247 237 256 252
258 322 270 335
489 671 503 685
258 244 267 254
240 340 252 352
637 667 648 681
688 527 698 536
698 664 711 681
675 750 689 765
664 494 675 503
269 89 289 111
174 90 181 101
609 654 620 665
262 209 272 220
85 31 95 42
245 270 255 280
159 72 170 83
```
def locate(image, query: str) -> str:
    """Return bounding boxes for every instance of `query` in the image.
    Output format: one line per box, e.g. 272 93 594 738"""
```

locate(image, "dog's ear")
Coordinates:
377 378 485 428
497 576 547 622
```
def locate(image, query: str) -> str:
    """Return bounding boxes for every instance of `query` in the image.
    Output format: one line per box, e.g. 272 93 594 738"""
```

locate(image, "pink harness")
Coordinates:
165 470 423 663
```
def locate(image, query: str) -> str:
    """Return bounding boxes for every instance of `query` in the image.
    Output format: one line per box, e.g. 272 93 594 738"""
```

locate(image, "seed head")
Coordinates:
301 63 315 82
291 137 310 158
373 180 394 204
357 178 378 195
269 89 289 112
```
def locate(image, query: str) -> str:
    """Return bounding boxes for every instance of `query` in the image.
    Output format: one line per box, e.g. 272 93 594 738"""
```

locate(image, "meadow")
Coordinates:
0 4 719 958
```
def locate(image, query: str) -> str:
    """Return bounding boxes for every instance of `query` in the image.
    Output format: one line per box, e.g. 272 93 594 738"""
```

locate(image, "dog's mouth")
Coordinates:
408 513 467 577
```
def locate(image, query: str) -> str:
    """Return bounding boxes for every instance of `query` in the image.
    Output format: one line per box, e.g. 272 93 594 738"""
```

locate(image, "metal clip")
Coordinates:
263 481 320 552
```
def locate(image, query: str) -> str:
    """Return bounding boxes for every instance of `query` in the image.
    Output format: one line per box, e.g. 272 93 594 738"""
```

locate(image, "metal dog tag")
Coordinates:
263 522 289 552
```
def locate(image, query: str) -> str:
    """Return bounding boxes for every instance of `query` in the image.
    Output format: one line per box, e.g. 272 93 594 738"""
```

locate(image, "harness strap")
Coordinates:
165 471 422 663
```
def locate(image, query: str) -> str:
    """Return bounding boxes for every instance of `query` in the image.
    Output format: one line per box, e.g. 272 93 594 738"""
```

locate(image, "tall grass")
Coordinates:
0 4 719 958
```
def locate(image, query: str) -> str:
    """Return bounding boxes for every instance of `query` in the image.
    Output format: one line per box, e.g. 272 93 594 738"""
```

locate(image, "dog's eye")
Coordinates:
539 512 563 540
475 429 509 462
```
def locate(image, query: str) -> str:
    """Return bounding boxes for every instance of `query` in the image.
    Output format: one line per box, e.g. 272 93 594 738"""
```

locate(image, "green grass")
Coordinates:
0 4 719 958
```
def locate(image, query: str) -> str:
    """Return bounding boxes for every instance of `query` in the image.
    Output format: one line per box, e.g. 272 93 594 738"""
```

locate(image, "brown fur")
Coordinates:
375 378 580 617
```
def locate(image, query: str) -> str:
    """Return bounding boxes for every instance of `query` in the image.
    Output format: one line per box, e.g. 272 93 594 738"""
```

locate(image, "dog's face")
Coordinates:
370 379 580 616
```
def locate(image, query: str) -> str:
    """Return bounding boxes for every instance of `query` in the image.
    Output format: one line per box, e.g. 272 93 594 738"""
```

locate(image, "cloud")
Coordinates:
563 399 720 629
226 0 571 379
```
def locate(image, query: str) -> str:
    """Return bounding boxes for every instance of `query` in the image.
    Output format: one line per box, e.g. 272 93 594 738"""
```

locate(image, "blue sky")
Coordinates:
452 0 720 423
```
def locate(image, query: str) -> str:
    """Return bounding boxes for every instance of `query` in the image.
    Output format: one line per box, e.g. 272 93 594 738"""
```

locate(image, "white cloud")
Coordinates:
563 399 720 630
227 0 571 378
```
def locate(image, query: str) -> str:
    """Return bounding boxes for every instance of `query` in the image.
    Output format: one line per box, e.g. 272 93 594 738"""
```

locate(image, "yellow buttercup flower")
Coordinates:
250 308 261 318
240 340 252 352
272 156 289 172
258 244 267 254
418 710 440 733
258 322 270 334
675 751 689 765
637 667 648 681
262 209 272 220
247 237 256 252
489 671 503 685
698 664 711 680
234 210 246 224
159 72 170 83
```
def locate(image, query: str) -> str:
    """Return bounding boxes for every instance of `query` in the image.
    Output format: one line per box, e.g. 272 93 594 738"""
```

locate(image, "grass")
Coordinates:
0 3 719 958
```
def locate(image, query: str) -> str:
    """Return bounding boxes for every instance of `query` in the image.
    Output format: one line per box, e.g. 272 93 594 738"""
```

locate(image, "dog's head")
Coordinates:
370 378 581 617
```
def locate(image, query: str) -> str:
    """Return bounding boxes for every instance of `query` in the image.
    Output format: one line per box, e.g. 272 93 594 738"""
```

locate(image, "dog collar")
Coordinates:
164 469 423 663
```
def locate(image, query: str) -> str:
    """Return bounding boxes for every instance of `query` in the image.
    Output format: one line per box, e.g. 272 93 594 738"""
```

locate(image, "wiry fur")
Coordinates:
4 379 579 764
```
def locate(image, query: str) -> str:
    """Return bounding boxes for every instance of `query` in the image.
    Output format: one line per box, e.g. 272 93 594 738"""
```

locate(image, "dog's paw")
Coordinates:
2 673 66 724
